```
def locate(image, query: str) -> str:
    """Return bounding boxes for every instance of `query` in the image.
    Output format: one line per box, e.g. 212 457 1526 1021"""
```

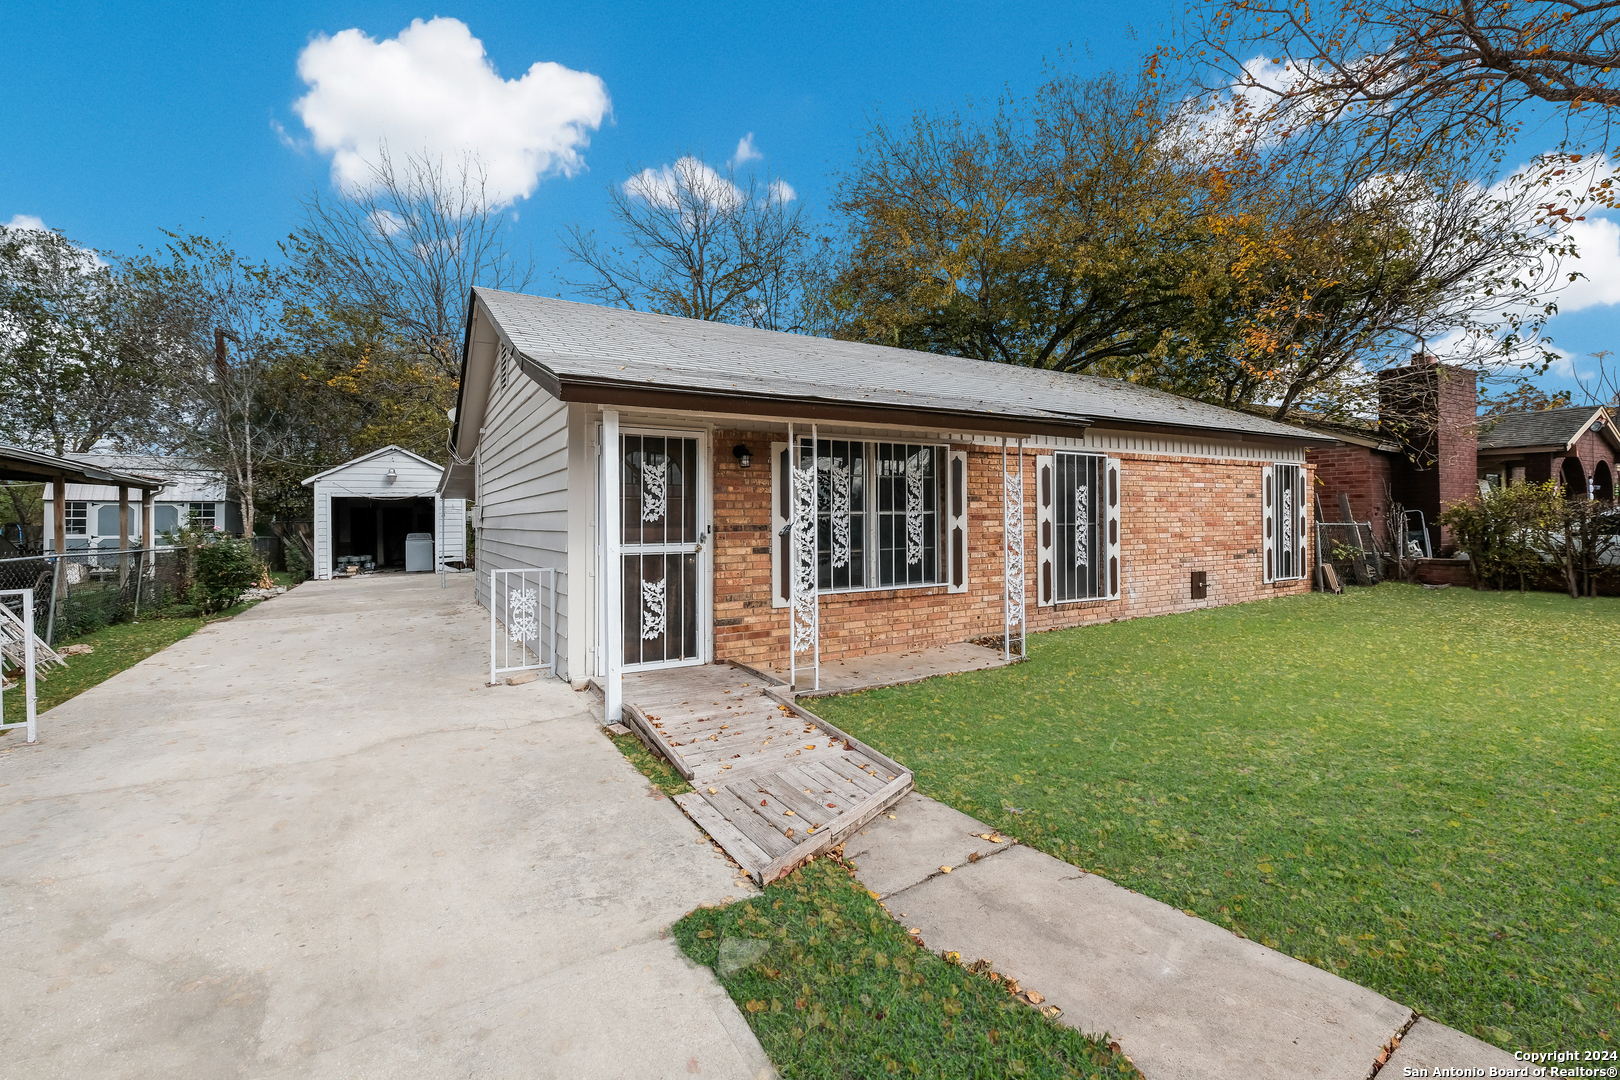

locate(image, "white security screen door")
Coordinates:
619 433 705 668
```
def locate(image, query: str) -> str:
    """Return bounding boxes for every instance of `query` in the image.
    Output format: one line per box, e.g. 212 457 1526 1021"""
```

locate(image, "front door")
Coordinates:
619 432 706 669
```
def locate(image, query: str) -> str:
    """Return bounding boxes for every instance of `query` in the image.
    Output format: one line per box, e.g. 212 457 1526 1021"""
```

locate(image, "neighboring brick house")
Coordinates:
440 290 1330 718
1476 406 1620 500
1305 355 1618 557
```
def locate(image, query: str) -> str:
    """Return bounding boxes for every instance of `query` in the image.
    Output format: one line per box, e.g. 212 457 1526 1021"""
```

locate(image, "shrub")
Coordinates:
284 536 310 582
188 535 260 614
1440 481 1560 591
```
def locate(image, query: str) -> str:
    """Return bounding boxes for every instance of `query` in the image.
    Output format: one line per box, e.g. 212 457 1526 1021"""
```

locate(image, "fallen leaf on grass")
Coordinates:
1042 1005 1062 1020
1023 989 1045 1005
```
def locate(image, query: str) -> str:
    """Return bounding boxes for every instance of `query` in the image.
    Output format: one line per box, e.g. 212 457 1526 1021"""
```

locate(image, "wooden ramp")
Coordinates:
623 665 912 884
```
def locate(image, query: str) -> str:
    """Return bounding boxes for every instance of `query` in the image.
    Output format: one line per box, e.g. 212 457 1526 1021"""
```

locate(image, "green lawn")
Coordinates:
674 856 1142 1079
813 585 1619 1052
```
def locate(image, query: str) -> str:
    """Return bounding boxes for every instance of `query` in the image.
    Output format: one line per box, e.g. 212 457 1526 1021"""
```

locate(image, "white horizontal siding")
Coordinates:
313 492 333 579
310 449 444 579
437 498 467 563
475 361 574 679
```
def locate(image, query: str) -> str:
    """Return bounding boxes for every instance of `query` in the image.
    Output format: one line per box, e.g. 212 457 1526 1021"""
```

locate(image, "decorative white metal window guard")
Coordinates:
1075 484 1090 568
1003 438 1027 661
904 452 926 566
787 422 820 690
641 460 668 522
830 459 851 569
0 589 41 743
489 567 558 685
640 577 667 641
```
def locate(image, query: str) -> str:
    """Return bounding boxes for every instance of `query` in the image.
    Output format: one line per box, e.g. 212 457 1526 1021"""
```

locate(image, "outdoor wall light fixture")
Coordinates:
385 468 398 484
733 444 753 469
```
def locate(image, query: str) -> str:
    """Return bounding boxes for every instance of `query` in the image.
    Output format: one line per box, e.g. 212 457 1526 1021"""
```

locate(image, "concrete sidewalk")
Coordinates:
0 574 772 1080
844 793 1519 1080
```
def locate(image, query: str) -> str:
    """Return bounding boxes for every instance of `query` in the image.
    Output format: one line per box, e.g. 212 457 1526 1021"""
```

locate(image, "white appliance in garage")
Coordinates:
404 532 434 572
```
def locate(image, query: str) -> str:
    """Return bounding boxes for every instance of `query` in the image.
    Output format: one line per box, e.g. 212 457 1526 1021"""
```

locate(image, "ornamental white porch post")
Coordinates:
1002 437 1027 662
603 409 623 722
787 422 819 691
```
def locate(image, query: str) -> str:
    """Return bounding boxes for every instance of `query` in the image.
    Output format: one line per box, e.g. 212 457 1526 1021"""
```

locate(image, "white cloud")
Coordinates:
732 133 762 166
626 157 745 212
1548 216 1620 313
5 214 47 232
269 118 307 152
292 17 610 205
768 178 796 204
369 209 407 236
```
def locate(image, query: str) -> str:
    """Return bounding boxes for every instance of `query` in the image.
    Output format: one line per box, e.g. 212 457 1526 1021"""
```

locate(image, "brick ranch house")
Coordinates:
439 289 1332 719
1305 355 1619 561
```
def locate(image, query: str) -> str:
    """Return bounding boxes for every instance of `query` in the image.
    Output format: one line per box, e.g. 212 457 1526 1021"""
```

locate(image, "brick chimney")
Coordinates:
1377 353 1478 553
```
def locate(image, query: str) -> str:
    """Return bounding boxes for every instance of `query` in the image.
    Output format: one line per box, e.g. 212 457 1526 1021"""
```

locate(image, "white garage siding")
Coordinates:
473 348 574 678
303 446 455 579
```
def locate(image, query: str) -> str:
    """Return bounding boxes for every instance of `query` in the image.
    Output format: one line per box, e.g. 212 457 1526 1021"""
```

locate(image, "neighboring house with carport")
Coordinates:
1476 405 1619 500
302 446 467 579
439 290 1331 718
39 454 230 552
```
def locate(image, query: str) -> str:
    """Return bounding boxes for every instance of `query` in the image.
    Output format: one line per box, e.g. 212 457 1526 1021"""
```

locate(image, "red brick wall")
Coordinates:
710 429 1314 670
1556 426 1620 497
1306 444 1394 549
1376 362 1478 552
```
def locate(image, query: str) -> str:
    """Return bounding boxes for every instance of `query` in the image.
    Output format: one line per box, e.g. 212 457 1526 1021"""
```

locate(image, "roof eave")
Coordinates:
1477 443 1566 455
553 377 1094 439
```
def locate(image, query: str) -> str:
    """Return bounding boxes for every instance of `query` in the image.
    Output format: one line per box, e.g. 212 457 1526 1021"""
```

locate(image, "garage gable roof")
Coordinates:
300 445 444 487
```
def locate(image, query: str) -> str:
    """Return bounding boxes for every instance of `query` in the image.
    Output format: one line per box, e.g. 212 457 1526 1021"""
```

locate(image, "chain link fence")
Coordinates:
1315 522 1382 587
0 548 186 645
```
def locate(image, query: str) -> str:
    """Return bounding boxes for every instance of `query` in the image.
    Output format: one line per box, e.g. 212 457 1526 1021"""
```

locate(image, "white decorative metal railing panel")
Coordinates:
489 567 558 684
0 589 43 743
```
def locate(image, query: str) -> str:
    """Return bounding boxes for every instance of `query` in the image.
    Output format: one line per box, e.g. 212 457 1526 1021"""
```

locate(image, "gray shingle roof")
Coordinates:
1477 407 1606 450
476 289 1323 443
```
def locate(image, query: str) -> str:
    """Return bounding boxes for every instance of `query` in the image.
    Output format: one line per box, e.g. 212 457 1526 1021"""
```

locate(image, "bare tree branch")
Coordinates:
561 157 814 330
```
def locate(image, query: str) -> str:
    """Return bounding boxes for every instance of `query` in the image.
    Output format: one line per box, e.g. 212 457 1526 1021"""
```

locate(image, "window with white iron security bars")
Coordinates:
1264 463 1308 582
1052 453 1105 601
779 439 946 594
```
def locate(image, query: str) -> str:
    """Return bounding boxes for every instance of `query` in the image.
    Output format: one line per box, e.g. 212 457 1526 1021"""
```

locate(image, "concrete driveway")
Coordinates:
0 573 772 1079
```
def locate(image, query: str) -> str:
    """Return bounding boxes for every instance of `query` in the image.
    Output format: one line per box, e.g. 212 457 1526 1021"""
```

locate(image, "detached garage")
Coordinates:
302 446 467 580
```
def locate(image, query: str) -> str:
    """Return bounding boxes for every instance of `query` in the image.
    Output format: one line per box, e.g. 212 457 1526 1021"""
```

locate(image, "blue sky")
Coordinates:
3 1 1614 398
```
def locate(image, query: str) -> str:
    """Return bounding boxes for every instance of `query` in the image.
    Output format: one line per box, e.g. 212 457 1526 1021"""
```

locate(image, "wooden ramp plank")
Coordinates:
626 664 915 883
675 793 772 877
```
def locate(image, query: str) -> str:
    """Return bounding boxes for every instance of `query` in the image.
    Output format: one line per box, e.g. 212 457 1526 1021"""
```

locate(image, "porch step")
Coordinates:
626 666 913 883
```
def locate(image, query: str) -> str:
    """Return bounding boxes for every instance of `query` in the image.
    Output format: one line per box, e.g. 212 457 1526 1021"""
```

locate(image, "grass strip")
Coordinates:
814 585 1620 1051
673 855 1142 1079
608 730 694 797
2 585 296 729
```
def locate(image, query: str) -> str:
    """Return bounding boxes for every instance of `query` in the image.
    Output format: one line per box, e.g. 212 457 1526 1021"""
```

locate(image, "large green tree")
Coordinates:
0 223 180 455
829 74 1229 373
